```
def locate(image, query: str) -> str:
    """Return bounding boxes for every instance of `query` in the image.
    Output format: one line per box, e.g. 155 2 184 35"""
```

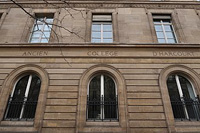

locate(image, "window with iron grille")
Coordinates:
29 13 54 43
153 14 177 43
167 74 200 121
87 74 118 121
4 74 41 120
91 15 113 43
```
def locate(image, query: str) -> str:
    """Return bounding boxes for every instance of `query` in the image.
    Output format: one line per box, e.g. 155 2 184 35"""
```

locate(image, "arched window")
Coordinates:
167 74 200 120
87 74 118 121
4 74 41 120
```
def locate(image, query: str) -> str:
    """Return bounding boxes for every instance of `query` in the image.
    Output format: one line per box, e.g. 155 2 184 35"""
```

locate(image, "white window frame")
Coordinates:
153 15 178 43
91 15 113 43
87 74 118 120
29 16 53 43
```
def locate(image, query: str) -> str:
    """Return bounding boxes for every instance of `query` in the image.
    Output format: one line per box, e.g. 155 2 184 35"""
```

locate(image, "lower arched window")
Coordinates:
167 74 200 120
87 74 118 121
4 74 41 120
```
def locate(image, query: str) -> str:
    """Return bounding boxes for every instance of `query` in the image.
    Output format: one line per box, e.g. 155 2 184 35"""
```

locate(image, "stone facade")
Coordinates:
0 0 200 133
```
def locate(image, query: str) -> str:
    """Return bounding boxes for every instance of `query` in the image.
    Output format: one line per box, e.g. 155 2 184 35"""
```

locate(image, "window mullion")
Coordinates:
161 20 168 43
101 75 104 120
175 75 183 97
175 75 189 119
101 23 103 43
19 75 32 119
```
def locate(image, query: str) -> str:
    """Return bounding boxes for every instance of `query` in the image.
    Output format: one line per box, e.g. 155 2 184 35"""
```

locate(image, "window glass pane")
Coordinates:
164 25 172 32
155 25 163 31
168 39 176 43
23 75 41 119
92 32 101 38
33 24 43 31
103 39 113 43
30 39 39 43
6 75 29 119
178 75 197 119
103 32 112 38
92 39 101 43
31 32 41 38
156 32 164 38
92 24 101 31
158 39 166 43
45 18 53 23
41 38 49 43
166 32 174 38
104 75 117 119
44 25 52 31
42 32 51 38
88 75 101 119
179 76 195 100
167 75 185 119
103 24 112 31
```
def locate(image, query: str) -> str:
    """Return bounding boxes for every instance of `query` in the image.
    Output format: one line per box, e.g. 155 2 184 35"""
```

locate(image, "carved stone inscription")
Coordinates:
153 51 195 57
22 51 48 56
87 51 118 56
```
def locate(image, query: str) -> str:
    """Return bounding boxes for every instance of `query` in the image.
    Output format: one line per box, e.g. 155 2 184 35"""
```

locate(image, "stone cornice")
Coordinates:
0 43 200 48
0 1 200 9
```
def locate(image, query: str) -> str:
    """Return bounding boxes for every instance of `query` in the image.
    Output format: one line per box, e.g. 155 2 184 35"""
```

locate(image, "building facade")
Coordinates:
0 0 200 133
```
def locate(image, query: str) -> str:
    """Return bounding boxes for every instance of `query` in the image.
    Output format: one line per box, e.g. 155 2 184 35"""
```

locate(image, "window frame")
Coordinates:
76 65 128 132
4 74 41 121
86 74 118 121
159 65 200 133
153 14 178 43
29 13 54 43
167 74 199 120
91 15 113 43
0 65 49 132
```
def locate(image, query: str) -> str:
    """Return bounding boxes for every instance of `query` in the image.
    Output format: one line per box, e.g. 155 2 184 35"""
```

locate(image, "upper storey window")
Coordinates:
167 75 200 121
29 13 54 43
91 15 113 43
153 14 177 43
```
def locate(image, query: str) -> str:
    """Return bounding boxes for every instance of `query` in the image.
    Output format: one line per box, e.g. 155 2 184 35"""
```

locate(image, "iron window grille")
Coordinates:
87 74 118 121
167 74 200 121
153 14 177 43
4 74 41 121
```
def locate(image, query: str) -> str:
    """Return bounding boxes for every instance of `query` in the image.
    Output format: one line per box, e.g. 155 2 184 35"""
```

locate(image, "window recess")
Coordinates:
4 74 41 121
91 15 113 43
153 14 177 43
29 13 54 43
87 74 118 121
167 75 200 121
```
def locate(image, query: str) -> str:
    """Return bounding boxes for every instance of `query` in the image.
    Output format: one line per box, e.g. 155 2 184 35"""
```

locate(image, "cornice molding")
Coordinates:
0 1 200 9
0 43 200 48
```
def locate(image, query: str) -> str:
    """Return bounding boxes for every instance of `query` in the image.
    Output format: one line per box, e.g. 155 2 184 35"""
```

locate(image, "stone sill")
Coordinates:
86 121 120 127
0 121 34 127
175 120 200 127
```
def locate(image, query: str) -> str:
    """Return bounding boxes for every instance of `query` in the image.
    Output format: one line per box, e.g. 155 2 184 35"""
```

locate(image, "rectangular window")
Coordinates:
29 13 54 43
153 14 177 43
91 15 113 43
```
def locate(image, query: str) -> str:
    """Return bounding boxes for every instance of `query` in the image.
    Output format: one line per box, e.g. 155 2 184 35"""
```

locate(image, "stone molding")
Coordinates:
76 64 129 132
0 64 49 132
159 65 200 133
0 2 200 9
